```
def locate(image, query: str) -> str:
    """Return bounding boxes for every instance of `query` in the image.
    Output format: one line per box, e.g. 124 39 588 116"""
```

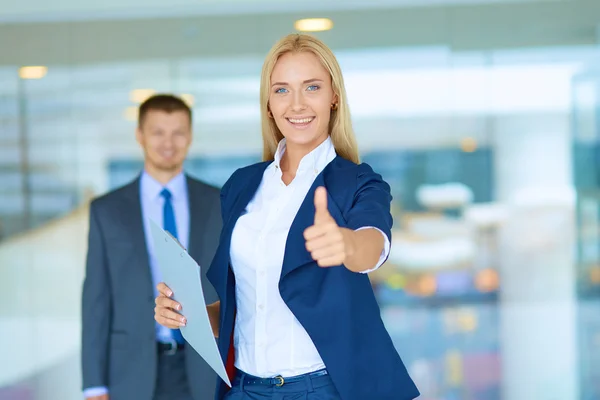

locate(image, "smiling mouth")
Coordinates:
286 117 315 126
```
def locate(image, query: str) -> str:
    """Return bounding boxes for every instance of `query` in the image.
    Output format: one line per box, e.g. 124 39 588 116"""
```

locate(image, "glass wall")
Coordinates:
572 68 600 400
1 13 599 400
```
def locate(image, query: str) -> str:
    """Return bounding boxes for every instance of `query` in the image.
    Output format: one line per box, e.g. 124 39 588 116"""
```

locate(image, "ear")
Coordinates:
186 127 193 148
135 126 143 145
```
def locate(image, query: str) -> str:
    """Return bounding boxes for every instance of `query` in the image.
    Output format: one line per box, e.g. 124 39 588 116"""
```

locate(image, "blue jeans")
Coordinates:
223 369 342 400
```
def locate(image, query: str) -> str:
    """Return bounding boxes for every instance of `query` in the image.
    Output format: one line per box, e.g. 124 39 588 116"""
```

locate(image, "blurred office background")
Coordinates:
1 0 600 399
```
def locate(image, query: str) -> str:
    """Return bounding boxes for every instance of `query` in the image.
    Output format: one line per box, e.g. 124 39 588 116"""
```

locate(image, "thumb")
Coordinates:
314 186 330 224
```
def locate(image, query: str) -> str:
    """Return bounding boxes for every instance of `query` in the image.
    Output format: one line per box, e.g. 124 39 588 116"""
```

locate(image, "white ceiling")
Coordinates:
0 0 597 67
0 0 570 24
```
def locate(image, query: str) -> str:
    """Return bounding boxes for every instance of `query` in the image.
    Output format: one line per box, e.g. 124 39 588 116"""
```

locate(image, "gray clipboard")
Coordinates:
149 219 231 387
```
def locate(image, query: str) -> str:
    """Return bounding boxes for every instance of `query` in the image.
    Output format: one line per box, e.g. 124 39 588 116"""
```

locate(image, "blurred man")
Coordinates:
81 94 221 400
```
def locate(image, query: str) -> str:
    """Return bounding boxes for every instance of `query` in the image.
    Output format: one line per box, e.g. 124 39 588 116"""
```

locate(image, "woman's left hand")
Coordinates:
304 187 354 267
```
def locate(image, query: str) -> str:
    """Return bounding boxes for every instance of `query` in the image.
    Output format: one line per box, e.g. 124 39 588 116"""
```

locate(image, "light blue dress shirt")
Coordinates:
83 171 190 399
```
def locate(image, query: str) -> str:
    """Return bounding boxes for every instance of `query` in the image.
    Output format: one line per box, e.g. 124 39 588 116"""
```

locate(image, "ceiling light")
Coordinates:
181 93 195 107
124 106 138 121
460 137 477 152
294 18 333 32
19 66 47 79
130 89 156 104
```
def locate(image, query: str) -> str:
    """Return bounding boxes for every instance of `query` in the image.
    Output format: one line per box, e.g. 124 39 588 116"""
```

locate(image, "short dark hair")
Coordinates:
138 94 192 127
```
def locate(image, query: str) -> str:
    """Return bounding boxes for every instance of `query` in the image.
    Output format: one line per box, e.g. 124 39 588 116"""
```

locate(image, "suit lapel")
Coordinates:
225 164 270 231
120 177 153 290
280 156 348 280
186 177 210 260
210 163 270 291
280 173 323 279
223 163 269 236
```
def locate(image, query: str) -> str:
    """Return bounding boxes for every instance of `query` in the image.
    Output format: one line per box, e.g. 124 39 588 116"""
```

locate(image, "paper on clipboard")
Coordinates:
149 219 231 387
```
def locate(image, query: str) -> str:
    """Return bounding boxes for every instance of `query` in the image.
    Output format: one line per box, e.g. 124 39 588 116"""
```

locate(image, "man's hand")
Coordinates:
303 187 355 267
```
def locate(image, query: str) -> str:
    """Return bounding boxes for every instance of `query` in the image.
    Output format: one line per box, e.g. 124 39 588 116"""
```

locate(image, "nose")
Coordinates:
290 90 307 112
161 136 173 147
163 131 177 147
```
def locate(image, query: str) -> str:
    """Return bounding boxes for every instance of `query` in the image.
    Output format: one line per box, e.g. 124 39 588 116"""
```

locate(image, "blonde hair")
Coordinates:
260 33 359 164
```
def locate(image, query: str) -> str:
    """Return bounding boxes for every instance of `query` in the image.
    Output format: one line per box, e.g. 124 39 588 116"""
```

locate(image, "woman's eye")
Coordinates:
275 87 288 94
307 85 320 91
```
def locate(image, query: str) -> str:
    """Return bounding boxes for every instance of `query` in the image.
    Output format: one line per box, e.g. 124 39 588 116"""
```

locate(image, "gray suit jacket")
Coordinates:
81 175 222 400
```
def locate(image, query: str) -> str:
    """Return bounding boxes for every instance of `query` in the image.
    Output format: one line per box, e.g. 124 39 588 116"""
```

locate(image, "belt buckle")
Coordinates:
274 376 284 387
164 338 178 356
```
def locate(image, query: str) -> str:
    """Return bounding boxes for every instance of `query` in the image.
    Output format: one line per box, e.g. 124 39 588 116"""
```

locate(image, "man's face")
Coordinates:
136 110 192 173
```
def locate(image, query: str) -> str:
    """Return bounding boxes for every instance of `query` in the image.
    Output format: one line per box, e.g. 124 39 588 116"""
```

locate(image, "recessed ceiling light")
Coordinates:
181 93 195 107
19 66 47 79
130 89 156 104
460 137 477 153
124 106 138 121
294 18 333 32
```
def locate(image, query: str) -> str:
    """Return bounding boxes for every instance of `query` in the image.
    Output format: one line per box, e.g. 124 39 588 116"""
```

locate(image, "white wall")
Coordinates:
0 204 89 400
492 115 579 400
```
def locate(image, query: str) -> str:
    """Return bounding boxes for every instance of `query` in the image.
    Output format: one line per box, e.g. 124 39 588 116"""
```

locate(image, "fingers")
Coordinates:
154 303 187 328
157 282 173 297
313 186 331 224
304 223 345 267
315 255 345 267
154 284 186 329
306 235 345 266
310 243 345 262
305 230 342 252
155 295 181 311
155 311 186 329
303 221 339 241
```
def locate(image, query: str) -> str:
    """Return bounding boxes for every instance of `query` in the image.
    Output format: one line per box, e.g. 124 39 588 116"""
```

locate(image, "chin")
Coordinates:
153 161 183 172
283 132 324 147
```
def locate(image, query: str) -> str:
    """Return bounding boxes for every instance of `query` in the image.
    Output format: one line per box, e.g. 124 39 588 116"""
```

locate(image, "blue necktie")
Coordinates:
160 188 185 344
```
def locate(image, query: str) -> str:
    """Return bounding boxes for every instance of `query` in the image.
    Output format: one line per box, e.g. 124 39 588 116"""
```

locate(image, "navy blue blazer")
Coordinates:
207 155 420 400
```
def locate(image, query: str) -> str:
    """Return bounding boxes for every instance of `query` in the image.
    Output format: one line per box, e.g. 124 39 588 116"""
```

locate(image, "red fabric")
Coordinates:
225 331 235 383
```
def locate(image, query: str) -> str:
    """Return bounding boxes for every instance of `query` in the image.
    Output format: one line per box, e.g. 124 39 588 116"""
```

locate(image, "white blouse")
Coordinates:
229 136 390 378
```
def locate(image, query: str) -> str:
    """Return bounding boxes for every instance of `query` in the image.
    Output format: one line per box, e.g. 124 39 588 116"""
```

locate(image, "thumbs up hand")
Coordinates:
304 186 353 267
313 186 333 225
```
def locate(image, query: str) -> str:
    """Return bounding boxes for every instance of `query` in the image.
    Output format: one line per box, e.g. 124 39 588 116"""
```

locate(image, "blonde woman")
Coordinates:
154 34 419 400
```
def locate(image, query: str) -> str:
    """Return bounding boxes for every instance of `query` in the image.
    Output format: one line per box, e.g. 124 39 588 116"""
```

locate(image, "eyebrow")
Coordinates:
271 78 324 87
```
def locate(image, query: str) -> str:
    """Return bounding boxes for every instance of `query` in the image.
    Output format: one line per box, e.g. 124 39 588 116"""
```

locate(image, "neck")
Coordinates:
280 135 328 175
144 164 183 185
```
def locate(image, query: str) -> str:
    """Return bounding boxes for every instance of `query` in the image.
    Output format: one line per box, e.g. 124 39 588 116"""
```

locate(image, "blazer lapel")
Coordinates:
280 156 347 280
186 177 210 260
120 177 153 290
225 164 270 230
209 163 270 292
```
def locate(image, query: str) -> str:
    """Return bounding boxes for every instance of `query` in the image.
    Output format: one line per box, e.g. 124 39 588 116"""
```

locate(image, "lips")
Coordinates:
159 151 175 158
287 117 314 124
286 116 315 128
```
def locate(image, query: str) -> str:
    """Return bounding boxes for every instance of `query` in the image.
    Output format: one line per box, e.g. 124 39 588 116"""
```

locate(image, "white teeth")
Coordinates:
288 117 314 124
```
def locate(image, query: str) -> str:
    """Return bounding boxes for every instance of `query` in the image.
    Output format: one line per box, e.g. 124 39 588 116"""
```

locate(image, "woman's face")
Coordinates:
268 51 337 150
